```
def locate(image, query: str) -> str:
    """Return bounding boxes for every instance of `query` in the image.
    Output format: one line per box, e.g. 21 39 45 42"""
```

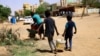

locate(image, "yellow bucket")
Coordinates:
56 39 65 50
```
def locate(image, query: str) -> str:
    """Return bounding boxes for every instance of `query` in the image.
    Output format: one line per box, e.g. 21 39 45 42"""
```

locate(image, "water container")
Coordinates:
11 17 16 24
56 38 65 50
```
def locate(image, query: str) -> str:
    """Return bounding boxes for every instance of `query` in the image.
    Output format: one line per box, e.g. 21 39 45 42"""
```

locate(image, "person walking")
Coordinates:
37 10 59 53
62 11 77 51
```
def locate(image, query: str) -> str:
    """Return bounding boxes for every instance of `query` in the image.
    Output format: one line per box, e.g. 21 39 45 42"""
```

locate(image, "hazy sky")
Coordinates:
0 0 60 15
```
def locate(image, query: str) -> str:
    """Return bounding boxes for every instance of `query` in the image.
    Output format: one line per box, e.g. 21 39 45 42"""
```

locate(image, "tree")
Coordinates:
36 5 46 14
36 2 50 15
0 4 11 22
93 1 100 8
82 0 98 17
82 0 100 7
81 0 100 18
42 2 50 8
0 5 11 18
24 10 31 16
82 0 97 8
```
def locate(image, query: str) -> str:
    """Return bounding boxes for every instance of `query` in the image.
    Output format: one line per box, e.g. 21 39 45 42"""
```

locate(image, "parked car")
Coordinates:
19 17 24 21
24 16 34 24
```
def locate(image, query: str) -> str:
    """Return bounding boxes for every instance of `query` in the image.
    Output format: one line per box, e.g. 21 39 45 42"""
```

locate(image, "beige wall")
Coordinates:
23 3 31 10
39 0 44 5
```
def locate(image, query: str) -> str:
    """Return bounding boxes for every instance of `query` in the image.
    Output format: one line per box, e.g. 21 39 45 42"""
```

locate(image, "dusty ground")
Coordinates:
0 14 100 56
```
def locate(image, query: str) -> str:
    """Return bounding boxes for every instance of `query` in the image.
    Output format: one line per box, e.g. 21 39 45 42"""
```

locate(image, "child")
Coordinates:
62 11 77 51
38 10 59 53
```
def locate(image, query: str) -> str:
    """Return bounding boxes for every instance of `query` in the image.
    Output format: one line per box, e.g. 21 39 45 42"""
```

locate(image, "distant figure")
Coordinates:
10 16 16 24
31 12 45 40
8 16 12 22
38 10 59 53
62 11 77 51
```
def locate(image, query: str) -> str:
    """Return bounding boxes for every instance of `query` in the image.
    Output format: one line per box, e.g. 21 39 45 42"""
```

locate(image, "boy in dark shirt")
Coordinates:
44 10 59 53
37 10 59 53
62 11 77 51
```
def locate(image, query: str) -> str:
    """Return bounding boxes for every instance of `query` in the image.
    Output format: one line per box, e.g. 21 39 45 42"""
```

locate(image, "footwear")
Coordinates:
42 38 45 40
68 48 72 51
64 47 68 51
50 50 57 54
54 49 57 54
50 50 54 53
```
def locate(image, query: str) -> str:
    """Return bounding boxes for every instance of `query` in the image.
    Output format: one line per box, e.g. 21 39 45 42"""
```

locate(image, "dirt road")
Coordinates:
0 14 100 56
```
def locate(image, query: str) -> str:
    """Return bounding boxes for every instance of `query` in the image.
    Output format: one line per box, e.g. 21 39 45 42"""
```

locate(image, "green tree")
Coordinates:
93 1 100 8
42 2 50 8
36 2 50 15
0 4 11 22
82 0 100 7
24 10 31 16
81 0 100 18
36 5 46 14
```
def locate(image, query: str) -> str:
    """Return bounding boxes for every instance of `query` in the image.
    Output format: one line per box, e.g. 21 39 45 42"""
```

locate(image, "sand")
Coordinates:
0 14 100 56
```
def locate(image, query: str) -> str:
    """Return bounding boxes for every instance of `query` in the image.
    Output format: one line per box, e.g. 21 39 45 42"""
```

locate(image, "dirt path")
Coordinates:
0 47 11 56
35 14 100 56
0 14 100 56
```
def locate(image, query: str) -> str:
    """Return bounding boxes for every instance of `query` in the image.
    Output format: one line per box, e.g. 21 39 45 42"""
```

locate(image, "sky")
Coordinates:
0 0 60 15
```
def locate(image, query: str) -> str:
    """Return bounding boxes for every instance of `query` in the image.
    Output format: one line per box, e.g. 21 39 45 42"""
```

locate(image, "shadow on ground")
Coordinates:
36 49 63 53
98 37 100 39
36 49 52 53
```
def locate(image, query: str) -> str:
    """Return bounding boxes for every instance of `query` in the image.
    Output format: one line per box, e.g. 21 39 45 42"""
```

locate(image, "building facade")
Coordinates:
39 0 44 5
60 0 81 7
23 3 32 10
60 0 66 6
15 3 39 16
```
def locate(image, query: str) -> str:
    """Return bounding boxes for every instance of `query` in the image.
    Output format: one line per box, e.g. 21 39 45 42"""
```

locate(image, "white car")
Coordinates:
24 16 34 24
19 17 24 21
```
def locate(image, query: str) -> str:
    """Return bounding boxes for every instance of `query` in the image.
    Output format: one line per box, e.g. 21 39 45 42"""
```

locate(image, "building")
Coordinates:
60 0 82 7
15 0 45 16
60 0 66 6
39 0 44 5
15 9 24 16
15 3 39 16
32 4 39 12
51 0 81 11
23 3 32 10
50 0 83 16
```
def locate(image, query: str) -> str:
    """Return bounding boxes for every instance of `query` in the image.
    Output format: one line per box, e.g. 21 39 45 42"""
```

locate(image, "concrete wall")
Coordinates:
88 8 99 14
73 8 99 17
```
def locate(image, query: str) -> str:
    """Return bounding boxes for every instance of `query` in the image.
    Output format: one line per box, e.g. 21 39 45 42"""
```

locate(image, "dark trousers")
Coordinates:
65 36 72 49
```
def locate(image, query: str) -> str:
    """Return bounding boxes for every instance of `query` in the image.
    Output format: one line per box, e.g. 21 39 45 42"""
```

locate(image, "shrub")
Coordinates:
0 27 21 45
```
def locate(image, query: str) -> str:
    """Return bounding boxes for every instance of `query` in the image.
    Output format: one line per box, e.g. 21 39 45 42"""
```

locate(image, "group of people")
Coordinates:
30 10 77 53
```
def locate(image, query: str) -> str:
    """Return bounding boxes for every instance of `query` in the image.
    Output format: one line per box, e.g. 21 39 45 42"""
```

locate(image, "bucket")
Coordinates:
56 39 65 50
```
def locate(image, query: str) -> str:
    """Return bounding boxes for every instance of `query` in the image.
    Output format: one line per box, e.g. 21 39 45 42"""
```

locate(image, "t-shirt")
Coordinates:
65 21 76 36
32 14 42 24
44 18 55 37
